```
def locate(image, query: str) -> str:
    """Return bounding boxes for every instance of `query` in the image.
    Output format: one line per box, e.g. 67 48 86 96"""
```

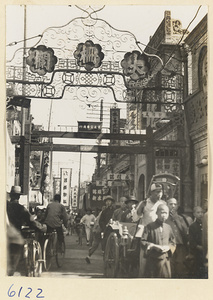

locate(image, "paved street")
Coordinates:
40 232 104 278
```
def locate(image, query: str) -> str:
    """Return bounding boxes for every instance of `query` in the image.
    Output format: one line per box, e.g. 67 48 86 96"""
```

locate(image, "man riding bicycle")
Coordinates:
7 185 46 276
44 194 68 250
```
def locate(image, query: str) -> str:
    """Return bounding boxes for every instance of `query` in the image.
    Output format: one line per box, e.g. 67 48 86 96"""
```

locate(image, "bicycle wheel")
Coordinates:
104 232 119 278
33 241 42 277
43 238 53 271
56 241 65 268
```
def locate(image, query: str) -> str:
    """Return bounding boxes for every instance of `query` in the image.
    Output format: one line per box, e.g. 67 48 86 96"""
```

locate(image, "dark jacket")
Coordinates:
99 206 114 232
166 213 188 245
120 209 133 222
7 201 45 234
7 201 32 231
189 220 203 257
142 219 176 259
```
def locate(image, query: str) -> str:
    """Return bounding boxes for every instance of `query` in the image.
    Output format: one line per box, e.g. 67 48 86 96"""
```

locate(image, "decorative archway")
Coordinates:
6 5 182 108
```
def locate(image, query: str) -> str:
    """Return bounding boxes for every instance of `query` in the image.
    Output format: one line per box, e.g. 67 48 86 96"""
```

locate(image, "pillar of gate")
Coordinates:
145 126 155 191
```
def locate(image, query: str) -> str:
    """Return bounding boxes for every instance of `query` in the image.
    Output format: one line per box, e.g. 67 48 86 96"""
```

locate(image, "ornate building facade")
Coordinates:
184 15 208 209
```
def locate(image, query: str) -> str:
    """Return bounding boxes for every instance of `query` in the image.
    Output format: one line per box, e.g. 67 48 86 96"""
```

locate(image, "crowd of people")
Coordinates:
85 183 208 279
6 184 208 279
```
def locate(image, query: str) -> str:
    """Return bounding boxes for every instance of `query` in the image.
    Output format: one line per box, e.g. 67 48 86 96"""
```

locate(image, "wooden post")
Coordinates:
145 126 155 191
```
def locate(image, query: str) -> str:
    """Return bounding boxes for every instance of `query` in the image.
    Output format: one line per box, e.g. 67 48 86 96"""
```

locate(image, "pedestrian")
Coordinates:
74 212 83 244
99 195 115 251
80 208 96 246
132 183 166 226
44 194 68 251
70 213 75 235
66 210 72 236
74 212 82 228
6 186 46 276
112 196 127 222
188 206 206 278
166 197 189 278
132 183 166 277
85 206 105 264
120 196 139 222
177 206 193 228
141 204 176 278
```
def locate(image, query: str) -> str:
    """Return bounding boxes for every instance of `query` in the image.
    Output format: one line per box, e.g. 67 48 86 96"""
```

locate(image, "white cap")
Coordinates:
150 183 162 191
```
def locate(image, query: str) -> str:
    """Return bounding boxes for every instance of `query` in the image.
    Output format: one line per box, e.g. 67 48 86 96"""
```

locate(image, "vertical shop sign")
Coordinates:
71 186 78 208
60 168 72 206
91 187 103 201
6 130 15 192
110 108 120 146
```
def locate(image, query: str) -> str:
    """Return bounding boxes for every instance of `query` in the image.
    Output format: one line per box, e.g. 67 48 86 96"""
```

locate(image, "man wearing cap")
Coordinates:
141 204 176 278
99 196 115 231
133 183 166 226
132 183 166 277
121 196 139 222
7 186 45 232
7 186 45 275
99 195 115 250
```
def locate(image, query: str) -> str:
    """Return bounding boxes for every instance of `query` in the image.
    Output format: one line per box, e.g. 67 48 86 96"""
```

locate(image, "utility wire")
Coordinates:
6 34 43 47
6 6 203 68
6 6 205 81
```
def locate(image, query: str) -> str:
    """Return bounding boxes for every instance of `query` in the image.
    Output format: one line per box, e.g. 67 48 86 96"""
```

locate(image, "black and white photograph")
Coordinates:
4 2 209 290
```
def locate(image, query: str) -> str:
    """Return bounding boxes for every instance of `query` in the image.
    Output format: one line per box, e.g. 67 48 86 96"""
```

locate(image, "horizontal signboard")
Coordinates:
78 121 102 132
107 173 132 181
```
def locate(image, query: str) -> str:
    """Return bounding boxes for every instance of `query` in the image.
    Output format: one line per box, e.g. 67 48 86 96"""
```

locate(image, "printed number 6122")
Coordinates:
8 284 44 298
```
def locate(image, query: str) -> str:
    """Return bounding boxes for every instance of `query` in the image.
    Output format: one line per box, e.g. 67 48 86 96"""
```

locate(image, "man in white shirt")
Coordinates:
132 183 166 277
133 183 166 226
80 208 96 246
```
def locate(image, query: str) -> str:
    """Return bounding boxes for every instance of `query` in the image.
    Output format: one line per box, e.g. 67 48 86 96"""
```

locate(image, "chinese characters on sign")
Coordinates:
71 186 78 208
107 173 132 181
91 187 103 201
110 108 120 146
60 168 72 206
121 50 150 81
26 45 58 76
96 180 107 186
78 121 102 132
74 40 104 71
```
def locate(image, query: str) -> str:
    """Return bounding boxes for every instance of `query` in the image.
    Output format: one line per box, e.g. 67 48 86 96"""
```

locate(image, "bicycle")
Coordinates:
21 227 42 277
43 230 65 271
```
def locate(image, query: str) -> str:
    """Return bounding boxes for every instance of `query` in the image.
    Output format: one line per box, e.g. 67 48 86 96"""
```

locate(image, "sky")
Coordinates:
6 4 208 186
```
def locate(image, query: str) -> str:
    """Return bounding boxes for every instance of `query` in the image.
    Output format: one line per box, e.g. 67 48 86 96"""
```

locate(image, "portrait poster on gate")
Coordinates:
0 1 212 300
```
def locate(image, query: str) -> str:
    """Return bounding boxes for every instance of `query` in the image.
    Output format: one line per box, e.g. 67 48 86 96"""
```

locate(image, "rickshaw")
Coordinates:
103 173 180 278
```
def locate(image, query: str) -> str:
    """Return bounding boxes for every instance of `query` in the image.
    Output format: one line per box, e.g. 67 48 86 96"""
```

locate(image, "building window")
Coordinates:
198 46 207 93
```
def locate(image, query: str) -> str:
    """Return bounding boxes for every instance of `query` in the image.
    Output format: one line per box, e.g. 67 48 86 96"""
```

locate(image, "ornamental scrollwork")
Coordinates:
6 6 182 109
